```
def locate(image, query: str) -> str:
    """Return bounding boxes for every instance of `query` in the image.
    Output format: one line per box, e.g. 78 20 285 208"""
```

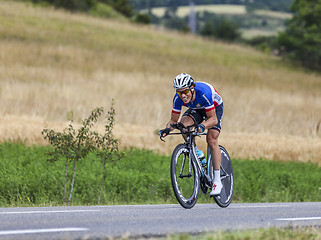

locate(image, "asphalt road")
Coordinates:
0 202 320 239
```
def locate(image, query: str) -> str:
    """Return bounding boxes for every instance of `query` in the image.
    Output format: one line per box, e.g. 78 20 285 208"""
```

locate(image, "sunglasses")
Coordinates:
176 89 190 96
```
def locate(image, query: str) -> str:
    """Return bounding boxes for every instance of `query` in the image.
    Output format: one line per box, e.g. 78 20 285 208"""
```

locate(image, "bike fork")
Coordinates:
179 153 192 178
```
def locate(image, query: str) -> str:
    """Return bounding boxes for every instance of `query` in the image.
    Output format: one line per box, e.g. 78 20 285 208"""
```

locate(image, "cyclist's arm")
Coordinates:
166 112 180 129
159 112 180 138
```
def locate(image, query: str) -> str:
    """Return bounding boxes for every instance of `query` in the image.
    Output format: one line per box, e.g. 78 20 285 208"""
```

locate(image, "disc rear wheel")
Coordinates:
208 145 234 208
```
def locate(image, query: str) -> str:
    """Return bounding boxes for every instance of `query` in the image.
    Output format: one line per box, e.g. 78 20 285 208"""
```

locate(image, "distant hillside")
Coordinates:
142 4 291 39
0 0 320 164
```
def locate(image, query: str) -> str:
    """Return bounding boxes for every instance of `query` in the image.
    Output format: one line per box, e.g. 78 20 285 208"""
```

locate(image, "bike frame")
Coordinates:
165 124 212 188
187 133 213 188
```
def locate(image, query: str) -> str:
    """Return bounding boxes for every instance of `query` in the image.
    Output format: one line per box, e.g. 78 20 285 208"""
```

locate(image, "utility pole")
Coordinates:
188 0 197 33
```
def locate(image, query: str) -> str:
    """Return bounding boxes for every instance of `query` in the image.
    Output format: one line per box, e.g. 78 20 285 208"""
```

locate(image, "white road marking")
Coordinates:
0 210 99 214
0 228 88 236
276 217 321 221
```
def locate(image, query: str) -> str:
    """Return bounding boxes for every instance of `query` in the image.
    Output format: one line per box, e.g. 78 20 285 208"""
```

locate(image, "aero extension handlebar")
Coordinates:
159 123 206 142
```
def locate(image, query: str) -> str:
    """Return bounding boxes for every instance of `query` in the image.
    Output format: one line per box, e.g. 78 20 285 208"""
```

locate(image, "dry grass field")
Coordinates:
1 1 321 164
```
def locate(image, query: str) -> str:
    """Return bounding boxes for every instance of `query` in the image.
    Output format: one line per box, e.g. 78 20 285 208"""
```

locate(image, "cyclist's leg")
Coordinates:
181 109 203 126
180 115 194 127
207 129 222 196
207 104 224 195
180 109 203 141
180 115 194 142
207 129 221 170
207 103 223 170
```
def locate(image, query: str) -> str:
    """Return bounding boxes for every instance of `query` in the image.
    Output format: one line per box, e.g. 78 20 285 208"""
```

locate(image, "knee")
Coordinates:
207 137 219 149
180 116 193 128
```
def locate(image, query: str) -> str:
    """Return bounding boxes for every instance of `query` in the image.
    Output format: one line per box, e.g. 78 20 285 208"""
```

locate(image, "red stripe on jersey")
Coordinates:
205 106 215 112
172 109 181 114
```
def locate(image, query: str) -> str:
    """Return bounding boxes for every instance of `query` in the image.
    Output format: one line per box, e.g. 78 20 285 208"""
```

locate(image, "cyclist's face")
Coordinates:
177 87 192 104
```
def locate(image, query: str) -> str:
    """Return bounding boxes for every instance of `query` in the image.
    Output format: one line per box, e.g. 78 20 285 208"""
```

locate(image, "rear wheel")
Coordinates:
208 145 234 208
170 144 200 209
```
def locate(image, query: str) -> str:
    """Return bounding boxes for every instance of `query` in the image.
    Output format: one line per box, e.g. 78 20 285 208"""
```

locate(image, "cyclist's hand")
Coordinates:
159 128 171 137
197 124 205 133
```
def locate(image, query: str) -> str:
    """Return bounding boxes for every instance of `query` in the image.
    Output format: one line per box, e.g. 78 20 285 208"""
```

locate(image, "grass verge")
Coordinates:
0 142 320 207
168 227 321 240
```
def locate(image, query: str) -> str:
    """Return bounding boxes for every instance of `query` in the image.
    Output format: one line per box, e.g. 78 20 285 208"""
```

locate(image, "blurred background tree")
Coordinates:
276 0 321 70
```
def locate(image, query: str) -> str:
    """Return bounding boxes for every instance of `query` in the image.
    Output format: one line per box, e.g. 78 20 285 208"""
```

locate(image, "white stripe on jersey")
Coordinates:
201 82 223 106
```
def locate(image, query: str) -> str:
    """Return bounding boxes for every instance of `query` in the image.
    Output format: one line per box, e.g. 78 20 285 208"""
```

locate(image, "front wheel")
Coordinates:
208 145 234 208
170 144 200 209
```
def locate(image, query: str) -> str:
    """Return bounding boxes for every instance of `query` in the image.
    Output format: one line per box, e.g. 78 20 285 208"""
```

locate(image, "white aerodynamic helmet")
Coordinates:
173 73 194 89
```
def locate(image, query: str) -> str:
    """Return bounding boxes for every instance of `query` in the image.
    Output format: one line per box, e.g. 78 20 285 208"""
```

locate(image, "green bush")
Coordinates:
89 2 124 19
134 13 151 24
200 19 240 42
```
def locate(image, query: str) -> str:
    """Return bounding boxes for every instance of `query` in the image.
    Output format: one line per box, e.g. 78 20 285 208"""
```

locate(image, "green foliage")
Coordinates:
42 104 122 205
100 0 134 17
161 5 188 31
89 2 125 18
244 35 277 52
200 19 240 42
42 107 104 205
0 143 64 206
276 0 321 70
189 227 321 240
95 100 125 203
0 143 320 207
233 158 321 202
0 144 175 206
134 12 151 24
29 0 97 12
245 0 294 13
24 0 133 17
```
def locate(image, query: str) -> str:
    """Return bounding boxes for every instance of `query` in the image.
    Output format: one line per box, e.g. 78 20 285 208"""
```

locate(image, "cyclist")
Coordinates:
159 73 224 196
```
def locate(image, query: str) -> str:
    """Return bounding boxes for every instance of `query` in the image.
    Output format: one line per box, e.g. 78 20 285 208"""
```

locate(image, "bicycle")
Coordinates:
160 122 234 209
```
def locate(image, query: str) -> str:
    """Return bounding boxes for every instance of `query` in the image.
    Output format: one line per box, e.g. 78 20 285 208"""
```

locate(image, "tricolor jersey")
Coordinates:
172 82 223 115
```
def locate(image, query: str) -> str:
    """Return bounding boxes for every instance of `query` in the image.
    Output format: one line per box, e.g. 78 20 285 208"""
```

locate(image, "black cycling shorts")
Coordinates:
182 104 223 132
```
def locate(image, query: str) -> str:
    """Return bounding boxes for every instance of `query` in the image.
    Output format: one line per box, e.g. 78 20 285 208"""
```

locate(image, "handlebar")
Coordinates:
159 123 206 142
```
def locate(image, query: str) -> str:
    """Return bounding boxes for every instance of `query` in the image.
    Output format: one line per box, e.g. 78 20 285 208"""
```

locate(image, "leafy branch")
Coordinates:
42 102 122 205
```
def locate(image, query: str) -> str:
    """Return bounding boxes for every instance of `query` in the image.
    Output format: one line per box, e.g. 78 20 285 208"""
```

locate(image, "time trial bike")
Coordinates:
160 122 234 209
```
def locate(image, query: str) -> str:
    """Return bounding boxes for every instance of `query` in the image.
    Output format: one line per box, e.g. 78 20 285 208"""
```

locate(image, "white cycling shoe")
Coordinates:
210 180 223 196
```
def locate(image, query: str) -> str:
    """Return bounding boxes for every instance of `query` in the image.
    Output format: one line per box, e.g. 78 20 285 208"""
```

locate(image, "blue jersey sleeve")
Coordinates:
172 94 183 114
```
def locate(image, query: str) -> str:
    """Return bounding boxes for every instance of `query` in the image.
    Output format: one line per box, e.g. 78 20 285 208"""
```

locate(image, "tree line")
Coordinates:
23 0 134 17
276 0 321 70
130 0 294 12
